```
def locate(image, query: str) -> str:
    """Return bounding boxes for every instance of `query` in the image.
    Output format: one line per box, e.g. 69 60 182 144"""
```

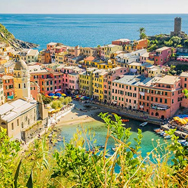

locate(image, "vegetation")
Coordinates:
0 23 15 42
51 100 63 110
138 27 147 39
42 95 53 104
0 113 188 187
148 34 188 52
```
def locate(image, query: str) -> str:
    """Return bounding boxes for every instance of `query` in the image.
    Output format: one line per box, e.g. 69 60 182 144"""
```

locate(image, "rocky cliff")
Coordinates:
0 23 39 50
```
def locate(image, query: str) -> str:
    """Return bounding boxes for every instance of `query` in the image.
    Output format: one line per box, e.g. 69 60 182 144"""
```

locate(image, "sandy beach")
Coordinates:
56 101 103 127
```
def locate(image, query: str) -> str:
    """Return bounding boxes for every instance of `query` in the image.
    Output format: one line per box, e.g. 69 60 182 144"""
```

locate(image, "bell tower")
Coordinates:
13 59 31 100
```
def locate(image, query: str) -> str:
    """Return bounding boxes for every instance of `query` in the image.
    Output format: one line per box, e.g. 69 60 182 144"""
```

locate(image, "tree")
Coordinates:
0 128 20 187
42 95 52 104
184 39 188 48
138 27 147 39
51 100 63 109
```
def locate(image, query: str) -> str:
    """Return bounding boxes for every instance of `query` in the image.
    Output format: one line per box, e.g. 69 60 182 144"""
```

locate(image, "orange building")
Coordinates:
133 39 148 51
2 75 15 100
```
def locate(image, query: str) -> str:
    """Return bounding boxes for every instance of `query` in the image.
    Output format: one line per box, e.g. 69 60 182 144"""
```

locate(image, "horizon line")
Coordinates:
0 13 188 15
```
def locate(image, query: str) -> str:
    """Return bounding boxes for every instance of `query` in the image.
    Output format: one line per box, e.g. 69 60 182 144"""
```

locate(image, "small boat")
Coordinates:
111 147 116 152
178 140 186 144
97 145 105 149
122 119 129 122
139 122 148 127
154 128 161 133
164 135 171 139
160 131 165 136
182 142 188 147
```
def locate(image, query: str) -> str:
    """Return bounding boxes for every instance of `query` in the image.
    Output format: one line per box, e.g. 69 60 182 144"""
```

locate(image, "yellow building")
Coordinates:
127 62 145 74
13 60 31 100
147 66 162 77
79 68 96 97
92 69 108 101
80 47 97 57
55 51 67 64
103 44 123 58
82 56 117 69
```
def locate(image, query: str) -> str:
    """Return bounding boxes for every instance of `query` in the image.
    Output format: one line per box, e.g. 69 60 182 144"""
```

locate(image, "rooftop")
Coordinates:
113 39 130 42
156 47 171 52
47 42 57 46
157 75 180 85
180 72 188 77
0 99 36 122
113 75 152 86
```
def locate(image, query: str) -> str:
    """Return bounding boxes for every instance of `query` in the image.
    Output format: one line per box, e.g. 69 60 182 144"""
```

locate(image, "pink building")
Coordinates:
138 75 182 119
180 72 188 108
154 47 171 65
103 67 127 103
112 39 130 46
111 75 149 109
47 42 57 51
57 66 84 94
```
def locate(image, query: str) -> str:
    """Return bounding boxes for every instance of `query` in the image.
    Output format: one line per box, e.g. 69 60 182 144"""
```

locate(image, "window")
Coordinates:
185 78 187 81
155 98 158 102
18 84 21 89
172 99 174 104
184 84 187 88
165 99 167 104
151 97 153 101
165 92 167 96
12 123 14 130
17 119 19 126
160 98 162 103
147 96 149 100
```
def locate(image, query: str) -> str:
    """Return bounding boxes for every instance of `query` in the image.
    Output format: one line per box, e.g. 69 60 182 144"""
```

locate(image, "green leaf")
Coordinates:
26 171 33 188
13 159 22 188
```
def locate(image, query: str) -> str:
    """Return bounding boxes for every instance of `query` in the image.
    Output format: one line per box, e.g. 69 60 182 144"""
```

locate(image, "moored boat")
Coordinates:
122 119 129 122
140 122 148 127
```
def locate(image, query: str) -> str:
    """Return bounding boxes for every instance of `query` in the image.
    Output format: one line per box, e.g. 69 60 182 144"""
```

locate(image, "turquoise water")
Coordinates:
55 119 168 158
1 14 188 50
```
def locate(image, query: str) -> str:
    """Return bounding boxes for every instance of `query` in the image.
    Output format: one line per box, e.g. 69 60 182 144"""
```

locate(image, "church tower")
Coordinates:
13 59 31 100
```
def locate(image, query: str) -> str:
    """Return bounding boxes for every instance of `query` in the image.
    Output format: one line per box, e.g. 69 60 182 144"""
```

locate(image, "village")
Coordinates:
0 17 188 144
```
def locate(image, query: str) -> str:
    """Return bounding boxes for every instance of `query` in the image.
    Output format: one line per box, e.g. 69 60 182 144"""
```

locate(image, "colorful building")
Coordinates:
138 75 182 119
13 60 31 100
154 47 171 65
103 67 127 103
2 75 14 100
112 39 130 46
79 68 97 97
0 78 5 105
92 69 108 101
111 75 150 109
180 72 188 108
103 44 123 58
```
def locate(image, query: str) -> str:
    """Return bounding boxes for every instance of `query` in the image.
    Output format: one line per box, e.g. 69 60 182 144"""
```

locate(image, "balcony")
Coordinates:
151 103 169 110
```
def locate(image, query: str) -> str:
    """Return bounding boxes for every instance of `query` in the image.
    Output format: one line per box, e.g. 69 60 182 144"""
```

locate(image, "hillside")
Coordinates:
0 23 38 49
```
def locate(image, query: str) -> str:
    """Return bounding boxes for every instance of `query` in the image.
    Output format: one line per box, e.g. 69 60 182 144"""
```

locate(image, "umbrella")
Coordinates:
48 93 55 96
80 96 86 100
55 93 62 97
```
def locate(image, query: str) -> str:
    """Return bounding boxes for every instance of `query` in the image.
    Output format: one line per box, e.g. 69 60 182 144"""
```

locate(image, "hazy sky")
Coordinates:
0 0 188 14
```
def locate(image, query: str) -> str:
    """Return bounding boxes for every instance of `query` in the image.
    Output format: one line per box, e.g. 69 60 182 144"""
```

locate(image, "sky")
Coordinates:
0 0 188 14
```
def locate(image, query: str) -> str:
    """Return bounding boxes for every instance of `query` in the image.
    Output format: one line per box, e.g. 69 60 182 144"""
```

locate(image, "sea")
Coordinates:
0 14 188 50
54 120 169 162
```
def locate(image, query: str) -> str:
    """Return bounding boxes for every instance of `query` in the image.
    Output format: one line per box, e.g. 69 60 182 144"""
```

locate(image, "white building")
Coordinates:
115 49 147 65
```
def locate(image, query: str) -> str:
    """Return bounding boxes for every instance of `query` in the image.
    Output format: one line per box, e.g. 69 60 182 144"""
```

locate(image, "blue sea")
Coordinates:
0 14 188 50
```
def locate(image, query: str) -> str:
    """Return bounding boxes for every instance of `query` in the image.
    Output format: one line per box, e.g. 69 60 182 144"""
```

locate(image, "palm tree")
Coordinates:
138 27 146 35
138 27 146 39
